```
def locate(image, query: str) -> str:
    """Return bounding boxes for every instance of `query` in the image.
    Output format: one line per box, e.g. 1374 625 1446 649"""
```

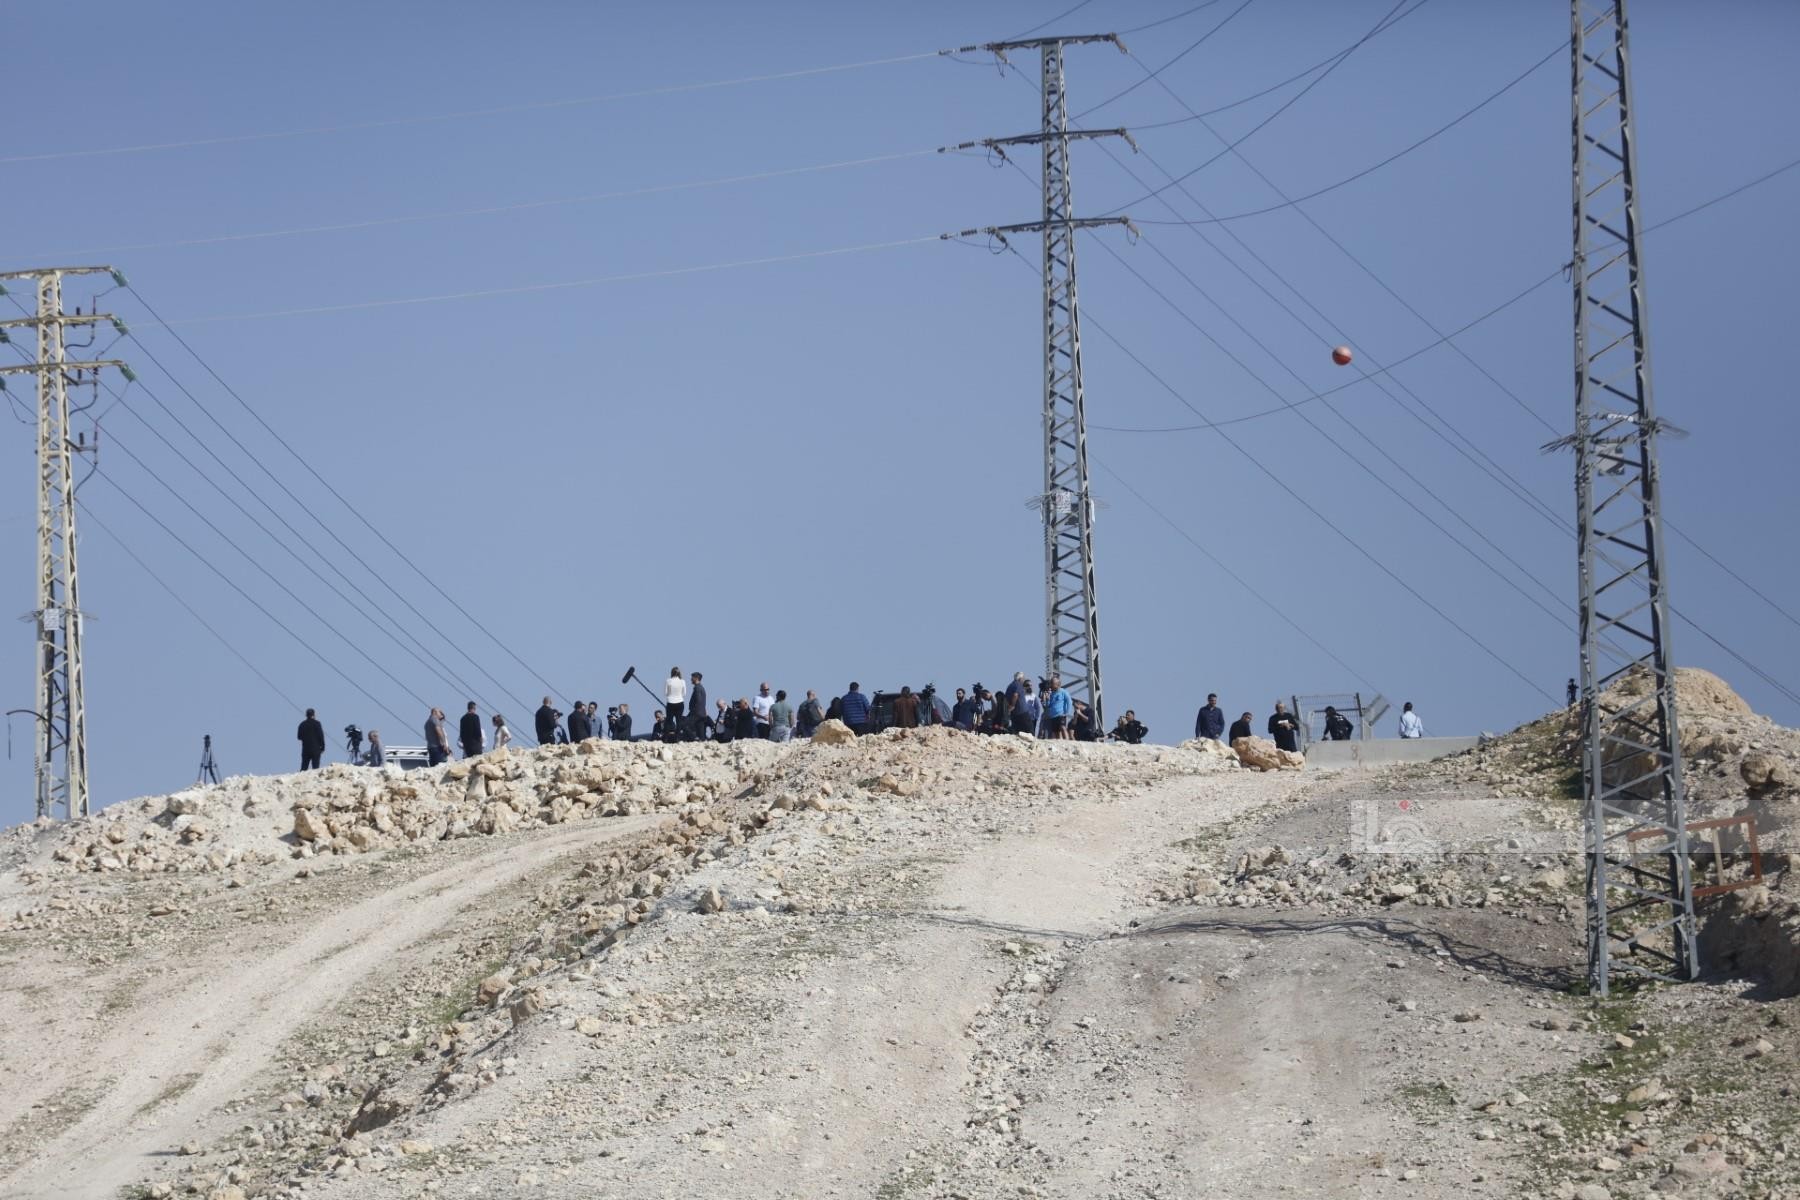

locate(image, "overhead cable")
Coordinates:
1128 38 1568 226
131 236 943 326
0 52 943 166
115 322 550 729
1098 0 1426 215
92 472 414 729
33 149 943 260
78 500 303 712
126 286 570 702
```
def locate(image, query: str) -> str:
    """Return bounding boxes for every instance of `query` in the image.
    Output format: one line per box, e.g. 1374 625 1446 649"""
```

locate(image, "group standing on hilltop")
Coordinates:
289 665 1169 770
1192 693 1427 751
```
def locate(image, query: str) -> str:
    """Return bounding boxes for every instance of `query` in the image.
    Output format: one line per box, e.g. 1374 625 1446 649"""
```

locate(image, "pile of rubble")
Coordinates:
6 738 787 885
1155 840 1580 918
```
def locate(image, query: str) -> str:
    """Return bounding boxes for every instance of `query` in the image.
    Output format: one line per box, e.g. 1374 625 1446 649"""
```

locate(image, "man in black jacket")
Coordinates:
568 703 592 743
1228 712 1254 743
297 709 326 771
459 701 484 758
1268 702 1301 753
613 703 633 741
685 672 708 742
1322 705 1355 741
535 697 558 746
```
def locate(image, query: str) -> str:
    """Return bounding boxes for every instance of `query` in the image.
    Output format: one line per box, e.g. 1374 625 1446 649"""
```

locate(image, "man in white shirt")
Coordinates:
1398 702 1425 739
751 682 774 739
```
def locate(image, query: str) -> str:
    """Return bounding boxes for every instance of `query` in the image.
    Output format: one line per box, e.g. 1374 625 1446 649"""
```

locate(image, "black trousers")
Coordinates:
428 746 448 766
301 752 321 770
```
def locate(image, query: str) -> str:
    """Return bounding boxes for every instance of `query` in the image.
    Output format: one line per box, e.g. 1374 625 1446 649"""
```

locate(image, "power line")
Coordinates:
1091 459 1379 693
91 471 413 729
77 499 303 712
113 311 553 725
1117 0 1231 37
1097 0 1427 216
100 434 434 716
103 384 523 730
1114 51 1800 656
992 241 1555 703
1128 38 1568 226
1070 0 1258 119
124 285 570 703
131 235 943 326
0 51 944 166
1088 267 1561 432
31 148 943 260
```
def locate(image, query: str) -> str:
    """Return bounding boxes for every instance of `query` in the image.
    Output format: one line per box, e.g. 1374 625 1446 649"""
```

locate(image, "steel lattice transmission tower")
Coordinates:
957 33 1133 726
0 266 133 820
1565 0 1698 994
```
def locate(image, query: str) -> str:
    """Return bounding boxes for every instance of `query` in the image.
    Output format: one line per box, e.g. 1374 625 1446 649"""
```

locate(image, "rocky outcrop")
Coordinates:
1232 736 1304 772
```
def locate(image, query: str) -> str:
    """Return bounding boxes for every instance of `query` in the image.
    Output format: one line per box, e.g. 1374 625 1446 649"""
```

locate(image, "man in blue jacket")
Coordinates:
1195 693 1226 741
839 682 871 735
1044 677 1073 740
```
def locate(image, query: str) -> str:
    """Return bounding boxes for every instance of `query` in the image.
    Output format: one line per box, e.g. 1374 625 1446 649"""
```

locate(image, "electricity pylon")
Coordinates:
946 33 1133 728
1565 0 1697 994
0 266 133 820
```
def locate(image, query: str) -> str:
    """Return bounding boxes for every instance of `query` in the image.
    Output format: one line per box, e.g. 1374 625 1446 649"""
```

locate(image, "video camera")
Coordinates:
344 724 364 756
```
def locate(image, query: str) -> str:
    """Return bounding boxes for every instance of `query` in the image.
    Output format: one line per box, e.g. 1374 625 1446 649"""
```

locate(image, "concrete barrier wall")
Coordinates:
1304 736 1480 770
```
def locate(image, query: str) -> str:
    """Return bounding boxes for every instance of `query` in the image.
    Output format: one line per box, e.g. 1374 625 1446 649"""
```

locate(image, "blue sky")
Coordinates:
3 0 1796 820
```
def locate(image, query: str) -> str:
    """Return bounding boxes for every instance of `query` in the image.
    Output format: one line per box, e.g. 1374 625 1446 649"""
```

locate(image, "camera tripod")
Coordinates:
196 734 220 785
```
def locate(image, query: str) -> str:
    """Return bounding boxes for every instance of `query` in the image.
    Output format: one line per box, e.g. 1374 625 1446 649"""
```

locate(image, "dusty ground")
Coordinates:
1 694 1794 1200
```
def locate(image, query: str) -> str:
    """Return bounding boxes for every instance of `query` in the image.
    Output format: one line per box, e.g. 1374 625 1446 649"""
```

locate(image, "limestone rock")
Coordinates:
698 887 726 915
1231 736 1302 772
292 808 328 842
476 972 511 1006
810 719 857 746
1179 737 1237 763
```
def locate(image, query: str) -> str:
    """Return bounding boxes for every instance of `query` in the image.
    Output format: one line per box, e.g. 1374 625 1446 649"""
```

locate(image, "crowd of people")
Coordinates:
292 667 1161 770
1193 694 1427 751
295 674 1428 771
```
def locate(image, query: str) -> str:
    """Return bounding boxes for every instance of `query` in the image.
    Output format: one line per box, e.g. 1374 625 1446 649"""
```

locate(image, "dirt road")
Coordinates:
1 815 665 1199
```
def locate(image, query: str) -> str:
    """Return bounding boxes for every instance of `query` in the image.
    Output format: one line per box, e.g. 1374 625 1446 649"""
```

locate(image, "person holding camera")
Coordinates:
297 708 326 771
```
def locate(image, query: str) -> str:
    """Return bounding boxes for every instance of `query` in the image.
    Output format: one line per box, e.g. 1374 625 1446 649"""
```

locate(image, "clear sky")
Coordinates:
3 0 1796 822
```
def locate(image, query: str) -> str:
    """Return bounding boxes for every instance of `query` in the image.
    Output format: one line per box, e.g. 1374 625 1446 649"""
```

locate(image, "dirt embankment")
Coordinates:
1 691 1795 1200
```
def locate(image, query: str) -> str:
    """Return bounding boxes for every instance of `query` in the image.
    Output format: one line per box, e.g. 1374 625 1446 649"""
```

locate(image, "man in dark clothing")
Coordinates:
796 691 823 738
1194 694 1226 741
1567 677 1578 708
892 685 921 729
1268 702 1301 753
459 701 484 758
733 699 756 740
424 707 451 766
1072 700 1098 741
568 704 593 743
686 673 708 741
950 687 977 731
535 697 558 746
840 682 871 735
614 704 633 741
1322 705 1355 741
297 709 326 771
1228 712 1254 743
1113 711 1148 744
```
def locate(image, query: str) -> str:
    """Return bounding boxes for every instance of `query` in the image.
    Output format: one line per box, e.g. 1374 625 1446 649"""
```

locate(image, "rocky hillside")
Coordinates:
0 685 1794 1200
